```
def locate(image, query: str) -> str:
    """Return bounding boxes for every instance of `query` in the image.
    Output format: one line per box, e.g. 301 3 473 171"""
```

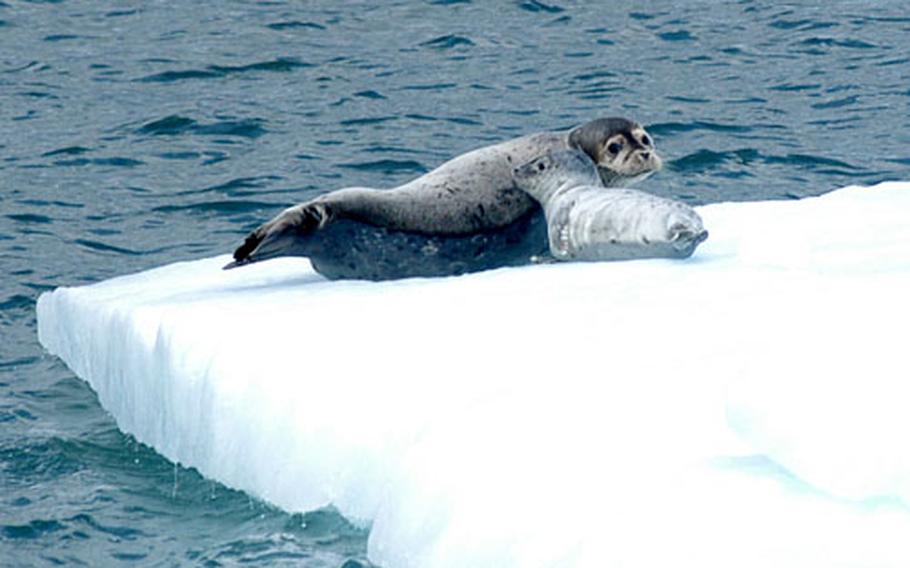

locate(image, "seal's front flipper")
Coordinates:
545 204 575 260
667 225 709 258
225 202 332 269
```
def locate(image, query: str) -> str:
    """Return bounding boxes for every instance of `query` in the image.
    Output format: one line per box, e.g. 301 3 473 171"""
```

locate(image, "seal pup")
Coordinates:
512 149 707 261
226 117 662 280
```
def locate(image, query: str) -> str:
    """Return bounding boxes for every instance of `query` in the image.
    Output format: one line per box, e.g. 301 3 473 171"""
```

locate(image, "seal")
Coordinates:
512 149 707 261
227 117 662 280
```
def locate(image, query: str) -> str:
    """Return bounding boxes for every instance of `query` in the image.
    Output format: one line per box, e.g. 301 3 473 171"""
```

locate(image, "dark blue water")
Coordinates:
2 1 908 565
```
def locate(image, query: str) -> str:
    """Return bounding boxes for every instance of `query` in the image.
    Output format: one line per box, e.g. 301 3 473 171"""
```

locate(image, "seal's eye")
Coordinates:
641 134 652 147
537 162 547 171
607 142 623 155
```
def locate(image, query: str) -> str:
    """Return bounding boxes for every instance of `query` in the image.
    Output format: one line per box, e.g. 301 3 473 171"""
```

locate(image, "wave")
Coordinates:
173 176 283 198
799 37 876 49
137 115 267 139
73 239 144 256
1 519 66 540
518 0 564 14
41 146 91 157
50 157 144 168
339 116 396 127
339 159 427 174
6 213 52 224
670 148 863 175
266 21 326 31
649 121 755 135
153 200 279 214
420 35 475 50
138 57 311 83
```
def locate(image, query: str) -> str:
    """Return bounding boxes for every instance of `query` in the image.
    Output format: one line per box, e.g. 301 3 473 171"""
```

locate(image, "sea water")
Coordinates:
3 1 910 566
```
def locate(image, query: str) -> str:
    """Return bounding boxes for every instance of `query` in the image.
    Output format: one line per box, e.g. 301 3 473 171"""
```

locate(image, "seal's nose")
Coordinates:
640 151 651 161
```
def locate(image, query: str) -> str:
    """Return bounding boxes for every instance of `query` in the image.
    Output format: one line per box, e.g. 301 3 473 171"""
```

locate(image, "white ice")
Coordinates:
38 182 910 568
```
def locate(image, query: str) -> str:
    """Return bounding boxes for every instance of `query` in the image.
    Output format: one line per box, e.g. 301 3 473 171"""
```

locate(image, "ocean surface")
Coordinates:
2 1 909 566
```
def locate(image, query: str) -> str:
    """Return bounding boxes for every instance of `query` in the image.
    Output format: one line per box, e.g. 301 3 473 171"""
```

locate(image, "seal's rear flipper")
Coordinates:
222 258 250 270
229 231 266 267
226 202 331 269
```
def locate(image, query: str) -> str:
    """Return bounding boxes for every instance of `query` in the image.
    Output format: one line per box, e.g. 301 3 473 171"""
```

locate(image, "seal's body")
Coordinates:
299 212 549 280
513 149 707 262
228 118 662 280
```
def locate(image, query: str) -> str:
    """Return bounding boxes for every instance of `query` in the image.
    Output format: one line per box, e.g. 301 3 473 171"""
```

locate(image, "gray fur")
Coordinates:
513 149 708 261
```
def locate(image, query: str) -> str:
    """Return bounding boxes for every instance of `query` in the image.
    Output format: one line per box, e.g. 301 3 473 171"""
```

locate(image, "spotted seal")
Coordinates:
227 117 662 279
512 149 707 261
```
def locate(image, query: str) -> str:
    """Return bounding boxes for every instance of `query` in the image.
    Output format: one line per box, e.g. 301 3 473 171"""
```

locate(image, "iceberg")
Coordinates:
37 182 910 567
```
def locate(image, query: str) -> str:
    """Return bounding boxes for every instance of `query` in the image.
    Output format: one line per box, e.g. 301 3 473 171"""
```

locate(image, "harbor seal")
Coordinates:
227 117 662 280
512 149 707 261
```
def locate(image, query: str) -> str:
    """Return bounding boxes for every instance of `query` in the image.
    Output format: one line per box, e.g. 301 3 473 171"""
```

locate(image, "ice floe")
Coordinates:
38 182 910 567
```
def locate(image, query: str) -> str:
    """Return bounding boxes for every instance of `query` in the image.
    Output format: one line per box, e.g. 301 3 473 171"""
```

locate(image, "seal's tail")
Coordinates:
224 202 331 269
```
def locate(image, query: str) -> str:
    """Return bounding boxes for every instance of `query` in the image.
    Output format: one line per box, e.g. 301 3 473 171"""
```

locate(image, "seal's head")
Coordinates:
512 149 601 202
568 117 662 186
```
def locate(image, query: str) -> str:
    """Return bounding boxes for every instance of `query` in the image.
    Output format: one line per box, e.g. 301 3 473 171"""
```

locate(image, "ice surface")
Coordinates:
38 182 910 567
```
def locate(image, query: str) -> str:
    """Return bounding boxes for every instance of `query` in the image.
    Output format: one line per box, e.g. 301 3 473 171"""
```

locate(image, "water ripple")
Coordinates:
518 0 564 14
572 70 618 82
404 113 481 126
339 116 396 127
770 83 821 92
354 90 386 99
670 148 863 174
69 513 144 540
811 95 859 109
800 37 877 49
41 146 91 157
73 239 143 256
649 121 756 135
106 8 140 17
0 439 82 482
769 19 839 31
339 160 427 175
658 30 697 42
421 35 475 49
2 519 66 539
266 21 326 31
138 57 312 82
153 200 279 215
6 213 52 224
401 83 457 91
43 34 80 42
175 176 283 197
50 157 144 168
0 357 40 369
0 294 36 325
137 115 267 139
